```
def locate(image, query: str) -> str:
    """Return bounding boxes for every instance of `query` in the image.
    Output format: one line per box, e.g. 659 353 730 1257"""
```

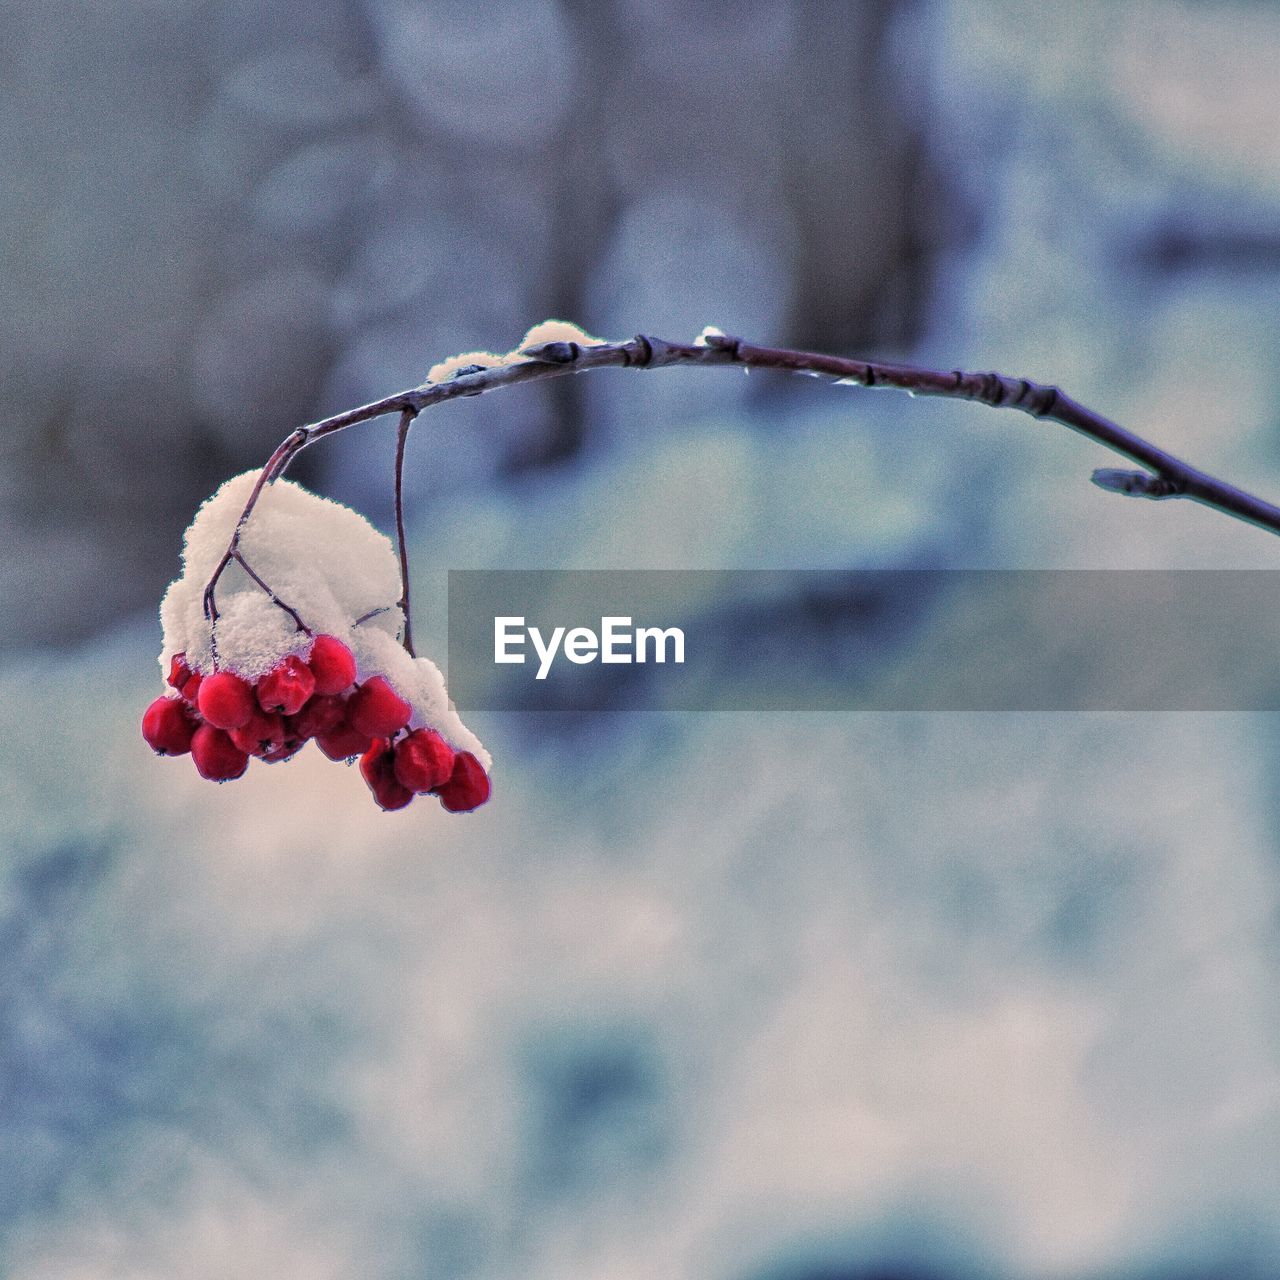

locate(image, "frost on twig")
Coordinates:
425 320 608 385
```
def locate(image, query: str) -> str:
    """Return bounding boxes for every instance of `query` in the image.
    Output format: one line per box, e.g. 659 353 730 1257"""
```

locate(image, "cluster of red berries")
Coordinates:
141 634 490 813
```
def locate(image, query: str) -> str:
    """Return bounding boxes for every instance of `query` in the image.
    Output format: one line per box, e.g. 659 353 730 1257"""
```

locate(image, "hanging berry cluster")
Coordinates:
143 467 493 814
142 636 489 812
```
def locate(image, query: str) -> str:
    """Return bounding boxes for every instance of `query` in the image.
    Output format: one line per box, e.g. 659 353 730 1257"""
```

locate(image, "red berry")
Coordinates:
257 654 315 716
307 634 358 696
180 671 203 707
167 653 194 694
190 724 250 781
141 696 197 756
288 694 346 740
261 737 305 763
316 721 373 761
359 739 414 811
435 751 490 813
197 671 256 730
394 729 456 793
229 709 287 757
347 675 412 739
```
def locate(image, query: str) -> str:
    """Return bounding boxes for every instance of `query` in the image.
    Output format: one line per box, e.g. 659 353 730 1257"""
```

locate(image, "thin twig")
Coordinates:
394 407 417 657
203 427 311 663
232 551 310 636
203 330 1280 645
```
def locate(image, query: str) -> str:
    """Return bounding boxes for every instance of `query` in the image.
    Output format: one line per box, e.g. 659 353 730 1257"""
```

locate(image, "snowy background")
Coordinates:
4 1 1280 1276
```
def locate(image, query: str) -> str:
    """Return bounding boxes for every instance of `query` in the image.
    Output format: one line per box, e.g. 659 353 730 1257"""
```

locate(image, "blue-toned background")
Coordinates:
4 3 1280 1276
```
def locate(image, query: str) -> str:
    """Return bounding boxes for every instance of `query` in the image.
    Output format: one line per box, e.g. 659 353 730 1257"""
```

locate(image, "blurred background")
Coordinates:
4 1 1280 1276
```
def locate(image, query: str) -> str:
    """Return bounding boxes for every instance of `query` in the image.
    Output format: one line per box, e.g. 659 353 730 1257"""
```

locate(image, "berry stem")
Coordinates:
231 551 311 635
201 328 1280 635
394 407 417 658
203 427 311 662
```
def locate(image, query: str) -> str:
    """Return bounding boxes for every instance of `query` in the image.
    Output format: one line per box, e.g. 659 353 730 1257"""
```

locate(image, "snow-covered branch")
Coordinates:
205 319 1280 632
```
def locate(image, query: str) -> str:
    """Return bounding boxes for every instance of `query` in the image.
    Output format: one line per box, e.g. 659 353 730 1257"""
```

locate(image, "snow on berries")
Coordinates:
146 471 491 813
